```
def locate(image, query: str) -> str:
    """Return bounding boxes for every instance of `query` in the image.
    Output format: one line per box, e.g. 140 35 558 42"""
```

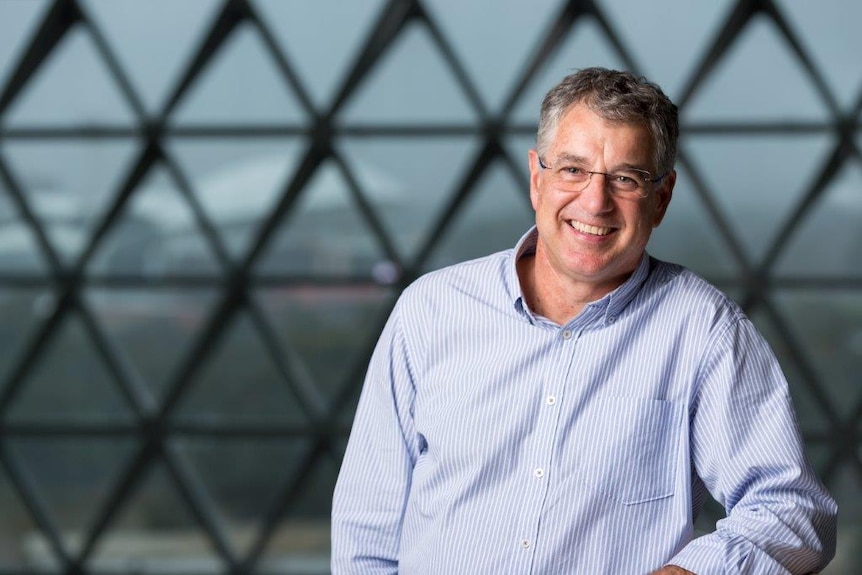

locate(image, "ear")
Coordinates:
528 149 542 211
651 170 676 228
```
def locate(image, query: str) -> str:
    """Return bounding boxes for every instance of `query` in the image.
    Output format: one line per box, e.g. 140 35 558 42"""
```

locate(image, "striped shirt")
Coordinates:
331 227 837 574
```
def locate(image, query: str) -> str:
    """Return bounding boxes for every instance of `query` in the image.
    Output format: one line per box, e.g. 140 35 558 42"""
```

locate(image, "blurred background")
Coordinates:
0 0 859 573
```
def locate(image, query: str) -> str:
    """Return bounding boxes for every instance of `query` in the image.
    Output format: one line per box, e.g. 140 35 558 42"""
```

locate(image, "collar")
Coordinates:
506 226 651 328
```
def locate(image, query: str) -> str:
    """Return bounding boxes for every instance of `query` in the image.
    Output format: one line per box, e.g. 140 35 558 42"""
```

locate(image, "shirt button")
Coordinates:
546 395 557 406
607 316 616 324
520 538 531 549
533 468 545 478
561 329 573 339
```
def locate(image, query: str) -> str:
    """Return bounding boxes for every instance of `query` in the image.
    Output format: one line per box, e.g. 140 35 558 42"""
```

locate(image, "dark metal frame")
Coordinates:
0 0 859 573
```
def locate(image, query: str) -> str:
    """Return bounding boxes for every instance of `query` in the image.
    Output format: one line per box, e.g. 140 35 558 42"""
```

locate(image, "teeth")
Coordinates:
570 220 612 236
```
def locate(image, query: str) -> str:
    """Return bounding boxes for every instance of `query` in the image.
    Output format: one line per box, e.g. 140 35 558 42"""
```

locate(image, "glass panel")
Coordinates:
0 461 49 568
253 286 394 407
424 159 533 271
84 288 219 404
601 0 736 100
7 312 135 424
771 289 862 420
822 462 862 574
337 21 478 124
4 27 135 126
776 159 862 277
748 307 832 433
172 311 312 425
0 0 52 89
776 0 862 112
81 0 222 114
646 160 741 280
86 461 222 574
337 136 480 266
167 138 306 263
682 15 830 121
1 138 140 265
169 23 307 126
4 437 138 556
683 134 833 264
257 455 339 575
174 437 309 555
511 16 626 123
254 159 387 279
251 0 387 108
0 288 50 384
0 182 49 276
87 163 223 278
422 0 561 114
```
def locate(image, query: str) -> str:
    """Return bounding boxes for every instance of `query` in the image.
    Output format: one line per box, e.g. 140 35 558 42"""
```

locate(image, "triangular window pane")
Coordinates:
172 311 312 425
0 288 51 384
0 0 51 90
423 0 560 114
4 437 138 556
776 159 862 277
257 455 339 574
167 138 305 264
511 17 627 123
170 23 306 126
748 307 832 434
338 21 477 124
771 289 862 421
776 0 862 112
87 163 222 278
4 27 135 126
647 160 740 279
337 136 480 266
87 461 223 573
683 15 830 121
174 437 310 556
7 312 135 424
424 159 533 272
0 459 55 569
683 134 833 264
601 0 736 100
81 0 221 114
2 139 140 265
254 159 387 278
0 181 48 276
251 0 386 108
253 286 394 407
84 287 219 405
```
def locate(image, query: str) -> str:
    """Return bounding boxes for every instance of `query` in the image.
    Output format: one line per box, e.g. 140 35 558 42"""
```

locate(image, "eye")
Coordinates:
559 166 586 180
613 174 636 185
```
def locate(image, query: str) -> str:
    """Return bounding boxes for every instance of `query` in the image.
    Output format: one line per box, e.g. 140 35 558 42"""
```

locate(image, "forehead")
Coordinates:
549 103 654 166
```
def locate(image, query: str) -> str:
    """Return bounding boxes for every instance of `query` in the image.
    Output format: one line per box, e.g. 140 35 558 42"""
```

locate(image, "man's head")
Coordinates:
536 67 679 176
525 68 679 313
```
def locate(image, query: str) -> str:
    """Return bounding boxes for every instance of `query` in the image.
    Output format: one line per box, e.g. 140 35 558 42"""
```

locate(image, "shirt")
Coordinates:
331 227 837 574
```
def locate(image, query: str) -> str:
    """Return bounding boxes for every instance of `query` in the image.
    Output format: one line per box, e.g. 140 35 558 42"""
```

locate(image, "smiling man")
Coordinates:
331 68 837 574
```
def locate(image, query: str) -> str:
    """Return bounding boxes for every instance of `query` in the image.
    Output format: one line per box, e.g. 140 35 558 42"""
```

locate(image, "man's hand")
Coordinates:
650 566 696 575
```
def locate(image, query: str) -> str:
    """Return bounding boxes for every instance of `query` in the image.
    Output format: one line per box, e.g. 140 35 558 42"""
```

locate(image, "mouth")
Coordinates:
569 219 613 236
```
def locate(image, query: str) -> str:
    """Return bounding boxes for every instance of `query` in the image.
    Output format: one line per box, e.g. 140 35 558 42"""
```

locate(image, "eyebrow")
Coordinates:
554 153 652 174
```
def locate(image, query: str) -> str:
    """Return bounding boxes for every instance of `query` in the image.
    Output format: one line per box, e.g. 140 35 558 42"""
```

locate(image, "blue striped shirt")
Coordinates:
332 227 837 574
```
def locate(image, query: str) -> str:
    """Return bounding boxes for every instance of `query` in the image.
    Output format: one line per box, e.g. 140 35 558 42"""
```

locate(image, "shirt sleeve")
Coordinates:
331 300 421 574
668 316 838 574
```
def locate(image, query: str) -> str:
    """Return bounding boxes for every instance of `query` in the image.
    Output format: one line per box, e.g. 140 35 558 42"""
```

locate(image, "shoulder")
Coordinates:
646 257 747 329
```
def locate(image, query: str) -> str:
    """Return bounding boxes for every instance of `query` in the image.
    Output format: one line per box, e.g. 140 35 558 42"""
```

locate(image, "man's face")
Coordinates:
528 103 675 292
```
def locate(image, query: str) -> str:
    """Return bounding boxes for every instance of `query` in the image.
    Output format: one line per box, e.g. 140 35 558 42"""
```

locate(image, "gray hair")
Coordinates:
536 67 679 175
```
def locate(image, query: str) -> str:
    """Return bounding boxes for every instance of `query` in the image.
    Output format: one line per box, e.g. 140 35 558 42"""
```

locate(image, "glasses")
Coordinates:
537 156 666 199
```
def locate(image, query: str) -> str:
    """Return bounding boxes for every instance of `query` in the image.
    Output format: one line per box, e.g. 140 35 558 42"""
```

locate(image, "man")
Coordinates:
331 67 837 574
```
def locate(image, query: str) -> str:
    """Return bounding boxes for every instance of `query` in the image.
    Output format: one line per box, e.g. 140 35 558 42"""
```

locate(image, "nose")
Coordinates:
577 172 614 212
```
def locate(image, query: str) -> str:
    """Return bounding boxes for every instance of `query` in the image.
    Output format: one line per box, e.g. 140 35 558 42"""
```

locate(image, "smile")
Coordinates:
569 220 613 236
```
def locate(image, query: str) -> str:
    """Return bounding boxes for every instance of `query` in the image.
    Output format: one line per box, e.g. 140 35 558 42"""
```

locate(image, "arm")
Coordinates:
331 303 420 574
668 318 837 574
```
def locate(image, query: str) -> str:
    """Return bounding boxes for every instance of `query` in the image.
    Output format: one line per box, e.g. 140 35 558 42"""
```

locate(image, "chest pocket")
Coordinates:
568 396 683 505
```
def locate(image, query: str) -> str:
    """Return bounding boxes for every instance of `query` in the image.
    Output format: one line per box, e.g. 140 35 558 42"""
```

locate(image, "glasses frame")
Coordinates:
537 156 667 199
